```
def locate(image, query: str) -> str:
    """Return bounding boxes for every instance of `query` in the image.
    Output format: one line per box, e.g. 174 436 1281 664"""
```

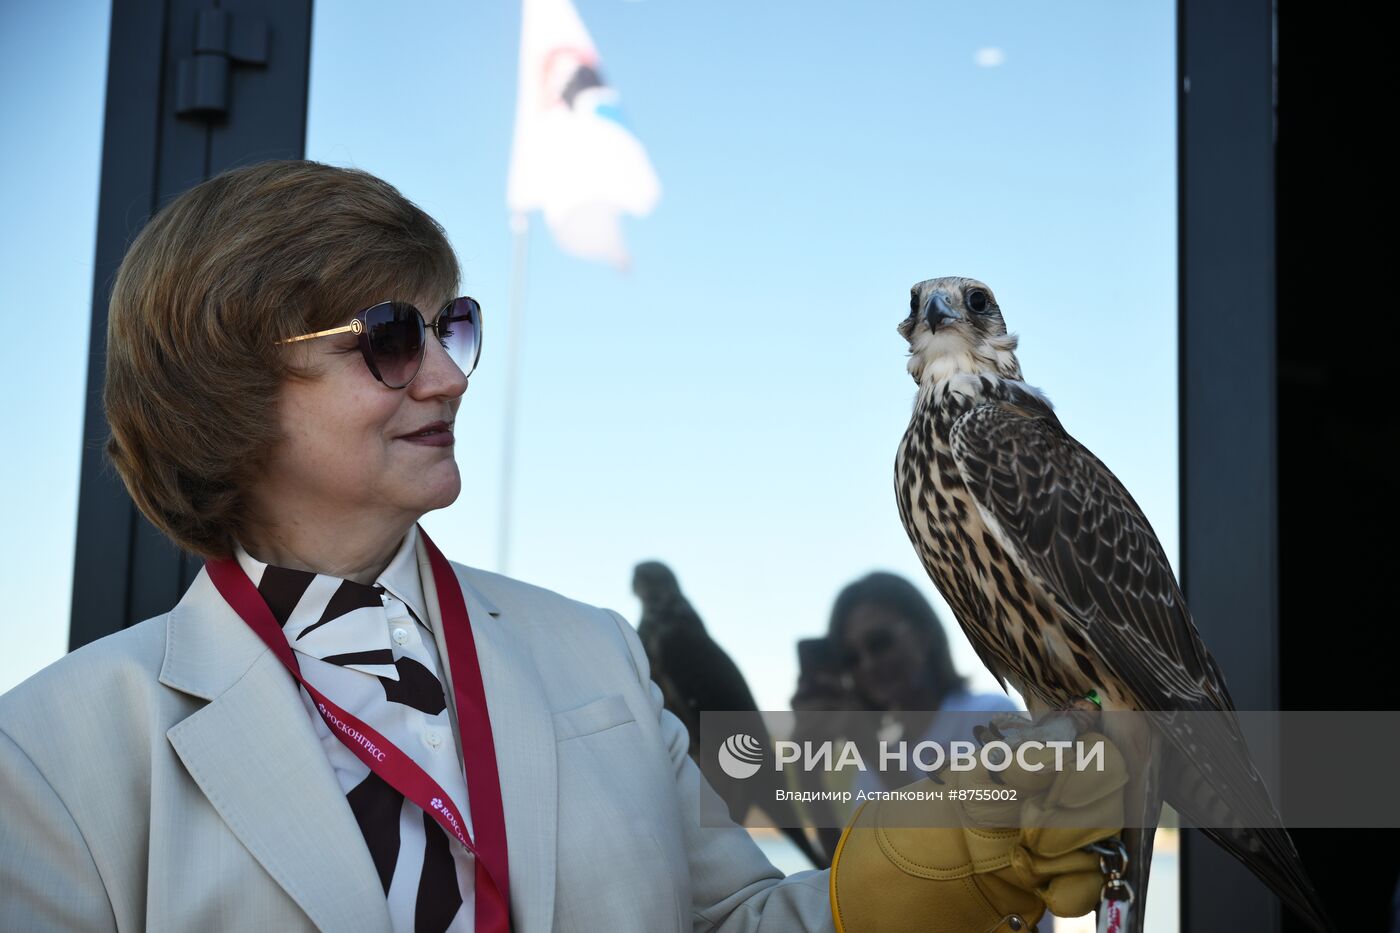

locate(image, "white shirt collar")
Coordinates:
230 526 429 681
377 525 430 632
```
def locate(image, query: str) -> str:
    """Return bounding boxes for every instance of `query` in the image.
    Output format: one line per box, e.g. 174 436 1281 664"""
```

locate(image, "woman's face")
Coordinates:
249 291 469 535
840 602 929 709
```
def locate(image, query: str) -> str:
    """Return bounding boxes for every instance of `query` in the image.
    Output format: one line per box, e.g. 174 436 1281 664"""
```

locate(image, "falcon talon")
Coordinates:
1060 694 1100 713
987 711 1032 748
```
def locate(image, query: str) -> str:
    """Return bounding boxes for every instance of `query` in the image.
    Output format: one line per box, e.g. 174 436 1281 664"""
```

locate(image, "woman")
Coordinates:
794 572 1020 862
832 571 1020 783
0 160 1121 933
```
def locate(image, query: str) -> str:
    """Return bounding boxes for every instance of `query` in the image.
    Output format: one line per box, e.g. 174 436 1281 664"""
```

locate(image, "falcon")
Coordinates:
632 561 829 869
893 276 1332 932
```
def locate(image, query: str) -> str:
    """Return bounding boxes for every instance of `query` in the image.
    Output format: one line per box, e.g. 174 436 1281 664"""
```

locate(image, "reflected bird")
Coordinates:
632 561 828 869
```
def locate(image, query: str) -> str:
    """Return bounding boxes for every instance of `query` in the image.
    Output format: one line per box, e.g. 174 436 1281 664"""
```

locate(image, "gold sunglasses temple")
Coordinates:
277 320 363 345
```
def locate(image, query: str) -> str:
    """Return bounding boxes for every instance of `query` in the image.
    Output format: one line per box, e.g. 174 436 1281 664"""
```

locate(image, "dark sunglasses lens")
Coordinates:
365 303 425 388
865 629 896 656
436 297 481 375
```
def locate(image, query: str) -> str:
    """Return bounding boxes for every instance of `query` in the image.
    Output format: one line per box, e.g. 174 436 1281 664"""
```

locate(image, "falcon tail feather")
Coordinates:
1162 747 1336 933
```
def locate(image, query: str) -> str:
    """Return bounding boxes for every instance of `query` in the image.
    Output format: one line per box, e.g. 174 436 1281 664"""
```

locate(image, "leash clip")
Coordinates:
1085 838 1135 904
1086 838 1135 933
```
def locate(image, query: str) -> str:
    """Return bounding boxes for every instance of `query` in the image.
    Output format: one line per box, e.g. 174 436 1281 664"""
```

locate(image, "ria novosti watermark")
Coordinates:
719 732 1107 780
696 709 1400 830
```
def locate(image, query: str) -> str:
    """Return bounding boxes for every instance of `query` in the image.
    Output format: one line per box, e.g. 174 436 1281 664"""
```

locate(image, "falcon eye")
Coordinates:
910 291 920 316
966 289 989 314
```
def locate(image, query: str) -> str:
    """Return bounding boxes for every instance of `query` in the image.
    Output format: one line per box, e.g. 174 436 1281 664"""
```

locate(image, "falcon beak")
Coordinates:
925 291 963 331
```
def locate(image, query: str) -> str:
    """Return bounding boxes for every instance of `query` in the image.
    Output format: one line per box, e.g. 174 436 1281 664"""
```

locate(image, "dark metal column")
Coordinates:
71 0 312 650
1180 0 1399 928
1274 0 1400 928
1178 0 1282 930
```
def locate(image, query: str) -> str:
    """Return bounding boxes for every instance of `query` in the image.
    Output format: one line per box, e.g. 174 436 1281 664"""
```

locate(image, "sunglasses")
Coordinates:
839 628 898 669
279 296 482 389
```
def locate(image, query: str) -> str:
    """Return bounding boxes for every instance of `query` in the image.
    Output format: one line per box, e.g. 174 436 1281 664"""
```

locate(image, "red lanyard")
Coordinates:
206 525 512 932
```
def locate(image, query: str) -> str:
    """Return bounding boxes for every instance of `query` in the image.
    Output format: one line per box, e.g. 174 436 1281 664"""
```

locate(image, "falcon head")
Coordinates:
632 560 681 609
898 276 1022 386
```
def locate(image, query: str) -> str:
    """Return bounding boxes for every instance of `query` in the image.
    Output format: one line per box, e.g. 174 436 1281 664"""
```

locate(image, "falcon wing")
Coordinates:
949 401 1333 930
948 400 1231 714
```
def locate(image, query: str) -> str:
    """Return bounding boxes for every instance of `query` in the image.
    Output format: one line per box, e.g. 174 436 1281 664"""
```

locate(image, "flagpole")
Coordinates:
497 212 530 575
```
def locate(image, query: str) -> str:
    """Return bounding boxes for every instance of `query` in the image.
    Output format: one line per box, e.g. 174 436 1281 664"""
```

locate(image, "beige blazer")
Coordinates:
0 537 833 932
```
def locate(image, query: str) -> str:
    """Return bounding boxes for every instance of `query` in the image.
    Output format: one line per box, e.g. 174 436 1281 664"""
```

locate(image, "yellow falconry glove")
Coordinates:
828 731 1128 933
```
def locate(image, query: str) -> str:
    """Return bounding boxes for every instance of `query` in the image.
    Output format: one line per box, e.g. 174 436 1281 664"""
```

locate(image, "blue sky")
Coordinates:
0 0 1177 715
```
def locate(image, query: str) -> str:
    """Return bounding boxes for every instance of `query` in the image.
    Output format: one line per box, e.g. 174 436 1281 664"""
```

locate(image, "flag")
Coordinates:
507 0 661 269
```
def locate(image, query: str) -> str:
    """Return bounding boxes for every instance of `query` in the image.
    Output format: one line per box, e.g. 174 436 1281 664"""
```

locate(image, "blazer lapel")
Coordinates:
160 569 392 933
415 537 559 933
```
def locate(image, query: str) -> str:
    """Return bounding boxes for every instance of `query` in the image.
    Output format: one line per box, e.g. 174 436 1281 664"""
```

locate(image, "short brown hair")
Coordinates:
103 159 461 559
